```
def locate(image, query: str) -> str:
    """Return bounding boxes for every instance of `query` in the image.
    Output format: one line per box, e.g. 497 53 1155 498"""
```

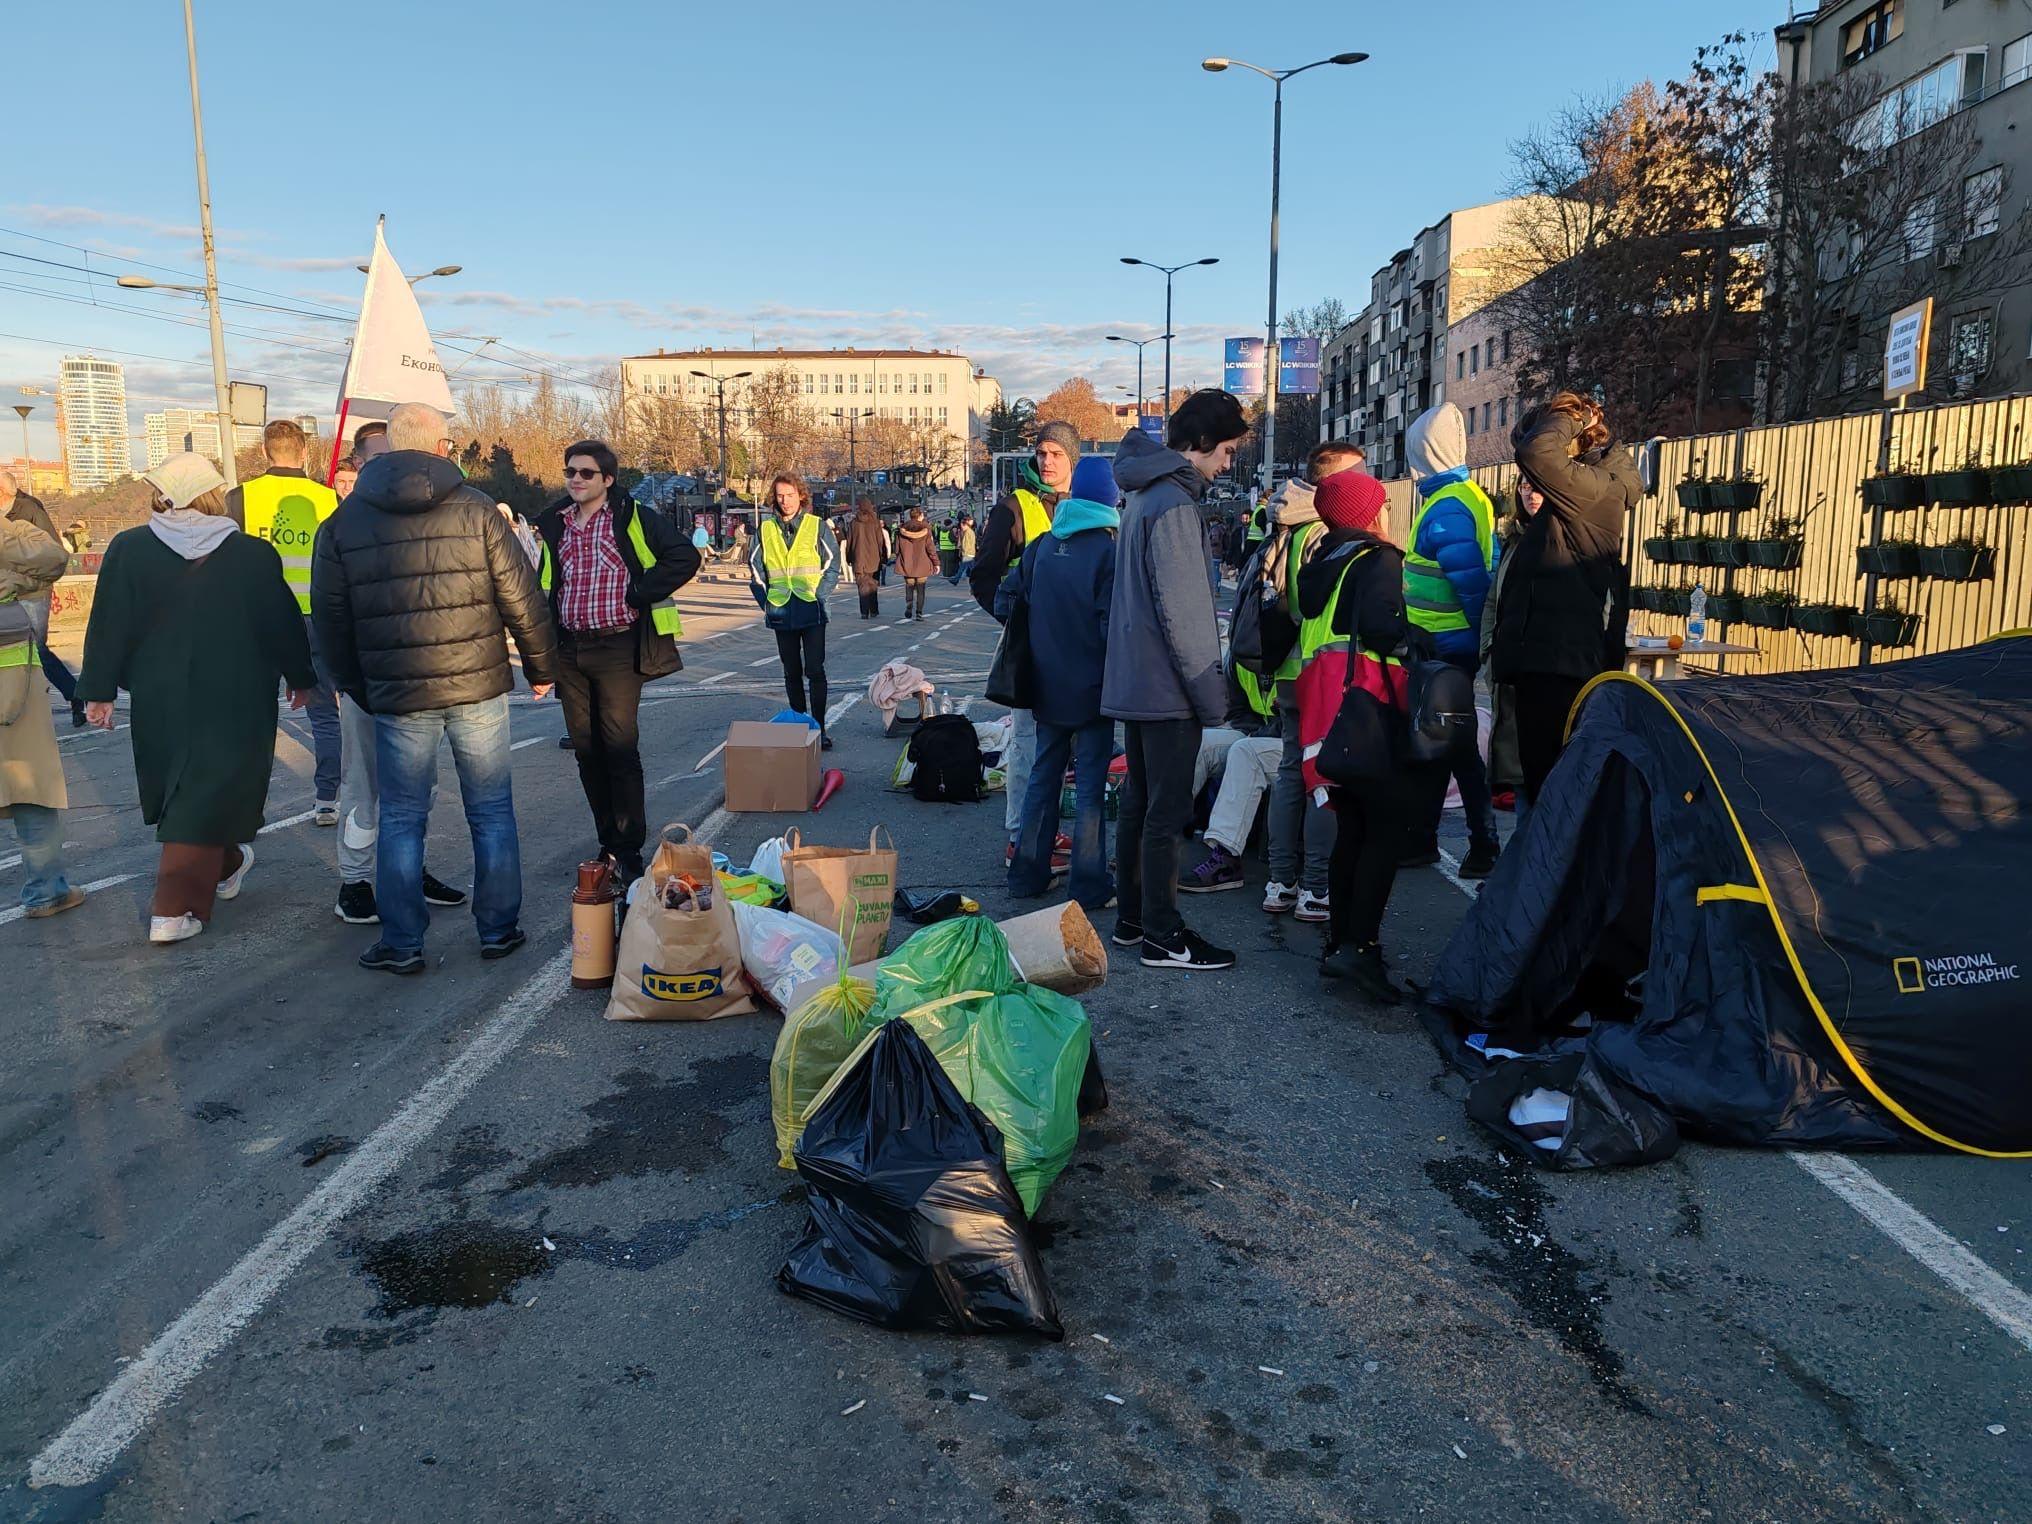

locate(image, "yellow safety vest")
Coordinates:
538 502 684 637
1012 488 1052 543
1403 480 1495 637
1296 542 1402 673
761 513 824 607
239 472 338 615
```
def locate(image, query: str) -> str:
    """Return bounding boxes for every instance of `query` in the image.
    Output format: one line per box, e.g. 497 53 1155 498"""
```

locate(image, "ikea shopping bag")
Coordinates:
605 823 754 1021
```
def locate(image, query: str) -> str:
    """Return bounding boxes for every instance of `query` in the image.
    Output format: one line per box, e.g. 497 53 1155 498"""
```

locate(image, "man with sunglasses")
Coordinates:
535 440 699 886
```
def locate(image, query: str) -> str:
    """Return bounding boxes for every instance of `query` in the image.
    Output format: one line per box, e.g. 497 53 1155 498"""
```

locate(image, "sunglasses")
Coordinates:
563 467 603 480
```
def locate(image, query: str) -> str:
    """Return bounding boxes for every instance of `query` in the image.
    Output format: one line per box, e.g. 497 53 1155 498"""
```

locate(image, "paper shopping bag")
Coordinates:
781 826 898 966
605 823 755 1021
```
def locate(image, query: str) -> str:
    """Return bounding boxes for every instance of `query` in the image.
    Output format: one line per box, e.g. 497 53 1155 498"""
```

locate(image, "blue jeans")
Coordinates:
1010 716 1114 909
10 802 71 911
374 695 519 952
302 616 341 802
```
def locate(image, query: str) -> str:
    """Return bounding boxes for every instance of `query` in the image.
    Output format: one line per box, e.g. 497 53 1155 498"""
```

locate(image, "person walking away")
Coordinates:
312 403 559 973
1491 394 1635 804
1005 454 1119 910
1397 403 1500 877
938 516 960 581
0 511 84 917
892 506 938 620
956 514 978 582
0 470 85 729
1291 470 1422 1002
1482 479 1538 824
971 421 1077 865
78 454 317 944
1103 390 1250 971
226 420 344 825
845 497 887 619
536 438 698 886
747 473 841 748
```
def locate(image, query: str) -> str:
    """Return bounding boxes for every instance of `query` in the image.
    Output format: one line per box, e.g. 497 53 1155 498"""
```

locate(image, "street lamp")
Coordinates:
10 405 31 465
1119 259 1218 425
355 263 463 284
1203 50 1366 494
1105 332 1173 424
692 369 752 506
831 408 874 493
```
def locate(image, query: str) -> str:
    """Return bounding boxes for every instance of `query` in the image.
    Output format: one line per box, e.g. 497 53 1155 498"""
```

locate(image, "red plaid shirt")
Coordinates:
557 502 633 632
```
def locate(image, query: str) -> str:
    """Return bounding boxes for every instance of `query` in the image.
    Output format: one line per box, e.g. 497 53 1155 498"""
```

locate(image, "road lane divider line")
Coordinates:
701 672 734 685
256 809 318 837
1429 844 2032 1359
26 948 576 1489
509 736 552 751
0 873 140 928
59 724 127 745
747 655 778 668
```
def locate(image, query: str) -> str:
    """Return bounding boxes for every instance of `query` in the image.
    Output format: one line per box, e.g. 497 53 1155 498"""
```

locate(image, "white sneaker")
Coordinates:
149 914 203 945
1262 880 1299 915
313 798 339 827
215 843 255 901
1294 889 1331 923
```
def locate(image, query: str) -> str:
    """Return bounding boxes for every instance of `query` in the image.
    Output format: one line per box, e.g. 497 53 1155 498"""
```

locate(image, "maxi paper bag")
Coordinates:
781 826 898 966
605 822 755 1021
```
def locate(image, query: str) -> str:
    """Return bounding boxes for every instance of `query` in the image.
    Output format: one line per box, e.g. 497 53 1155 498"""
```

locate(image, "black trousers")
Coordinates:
1512 672 1591 804
854 572 879 618
776 624 828 726
1116 717 1201 941
555 629 647 864
902 577 927 617
1327 766 1429 950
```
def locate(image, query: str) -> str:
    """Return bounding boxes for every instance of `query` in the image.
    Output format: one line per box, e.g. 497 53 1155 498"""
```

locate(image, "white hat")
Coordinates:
142 451 227 510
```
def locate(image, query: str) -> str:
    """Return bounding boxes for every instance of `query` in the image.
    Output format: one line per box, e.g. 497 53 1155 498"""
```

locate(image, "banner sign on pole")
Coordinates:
1884 297 1932 402
1278 337 1321 397
1223 337 1265 396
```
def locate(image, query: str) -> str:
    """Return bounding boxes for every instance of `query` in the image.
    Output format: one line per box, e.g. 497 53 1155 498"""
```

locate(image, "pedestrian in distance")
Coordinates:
938 516 960 582
1398 402 1501 879
0 468 85 729
311 402 560 974
1103 389 1250 972
1491 392 1636 804
747 472 842 748
846 497 887 619
1003 453 1120 911
892 504 938 620
226 420 345 826
970 419 1078 866
78 453 318 945
351 420 390 460
0 510 84 918
331 454 361 501
1290 469 1423 1003
535 438 700 888
956 514 978 582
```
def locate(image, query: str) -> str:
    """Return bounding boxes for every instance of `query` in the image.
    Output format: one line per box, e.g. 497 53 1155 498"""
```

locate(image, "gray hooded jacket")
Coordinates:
1101 428 1224 724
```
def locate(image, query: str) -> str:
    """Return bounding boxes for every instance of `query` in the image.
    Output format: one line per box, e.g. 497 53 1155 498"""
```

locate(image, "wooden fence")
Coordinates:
1465 395 2032 675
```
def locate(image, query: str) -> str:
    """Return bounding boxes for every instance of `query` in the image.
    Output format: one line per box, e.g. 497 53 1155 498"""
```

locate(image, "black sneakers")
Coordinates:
1110 918 1144 949
1458 840 1501 879
1320 941 1403 1003
1140 927 1236 971
422 872 468 907
335 880 379 924
358 942 424 976
480 927 527 960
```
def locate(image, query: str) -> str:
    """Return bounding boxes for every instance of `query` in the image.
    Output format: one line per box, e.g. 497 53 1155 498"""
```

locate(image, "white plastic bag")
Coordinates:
731 900 843 1010
749 834 793 884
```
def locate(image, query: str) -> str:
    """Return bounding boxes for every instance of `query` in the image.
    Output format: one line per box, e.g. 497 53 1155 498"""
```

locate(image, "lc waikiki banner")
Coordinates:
326 218 455 483
1221 336 1321 398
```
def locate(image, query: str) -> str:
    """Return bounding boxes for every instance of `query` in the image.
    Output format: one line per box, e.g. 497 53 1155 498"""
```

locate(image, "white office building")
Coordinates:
57 355 132 489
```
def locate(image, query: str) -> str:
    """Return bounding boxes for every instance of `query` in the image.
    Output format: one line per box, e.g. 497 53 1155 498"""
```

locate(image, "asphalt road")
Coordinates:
2 567 2026 1523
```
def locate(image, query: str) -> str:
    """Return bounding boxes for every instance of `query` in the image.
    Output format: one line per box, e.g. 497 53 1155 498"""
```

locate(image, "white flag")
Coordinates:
334 218 453 434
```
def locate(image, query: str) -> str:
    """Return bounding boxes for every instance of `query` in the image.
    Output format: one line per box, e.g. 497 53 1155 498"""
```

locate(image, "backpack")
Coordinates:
1231 541 1301 677
907 714 984 803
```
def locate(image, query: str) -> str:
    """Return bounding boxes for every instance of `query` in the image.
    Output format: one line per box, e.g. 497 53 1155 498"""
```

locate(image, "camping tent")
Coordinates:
1428 634 2032 1159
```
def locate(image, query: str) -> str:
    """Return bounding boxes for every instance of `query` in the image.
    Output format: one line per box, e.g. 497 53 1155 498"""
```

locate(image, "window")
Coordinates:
1842 1 1902 69
848 374 858 394
1498 396 1509 428
1481 401 1492 432
1840 350 1862 390
1456 352 1465 381
802 374 813 394
1501 329 1512 363
1470 348 1479 376
1948 311 1993 375
938 407 948 423
2006 33 2032 91
908 374 918 394
938 373 948 393
1485 337 1496 367
1964 166 2003 239
1904 196 1938 261
1465 409 1476 437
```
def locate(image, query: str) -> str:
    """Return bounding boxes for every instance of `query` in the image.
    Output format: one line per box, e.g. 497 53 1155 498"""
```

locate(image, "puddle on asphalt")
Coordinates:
356 1221 553 1317
1424 1151 1650 1414
504 1052 770 1192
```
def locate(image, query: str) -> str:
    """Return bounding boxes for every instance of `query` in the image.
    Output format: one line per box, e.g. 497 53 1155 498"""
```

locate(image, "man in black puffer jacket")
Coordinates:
311 403 559 974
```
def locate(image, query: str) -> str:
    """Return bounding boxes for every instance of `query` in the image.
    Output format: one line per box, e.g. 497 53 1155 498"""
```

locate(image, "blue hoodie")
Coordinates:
1001 496 1118 728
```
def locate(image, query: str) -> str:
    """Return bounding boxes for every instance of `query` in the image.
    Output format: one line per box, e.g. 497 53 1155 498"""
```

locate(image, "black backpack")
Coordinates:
907 714 984 803
1231 541 1301 677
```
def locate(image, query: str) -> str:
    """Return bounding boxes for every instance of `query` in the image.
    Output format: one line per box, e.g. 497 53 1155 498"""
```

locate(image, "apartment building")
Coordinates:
1776 0 2032 399
144 408 262 470
1443 304 1527 471
56 355 131 490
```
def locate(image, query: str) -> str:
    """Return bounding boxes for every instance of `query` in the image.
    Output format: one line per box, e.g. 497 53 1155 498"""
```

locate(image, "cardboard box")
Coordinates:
723 721 821 812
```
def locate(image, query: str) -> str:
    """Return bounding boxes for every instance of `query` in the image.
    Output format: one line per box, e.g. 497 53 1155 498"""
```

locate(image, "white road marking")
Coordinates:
839 630 866 640
0 844 76 873
1430 844 2032 1357
700 672 734 685
747 654 779 668
0 873 139 927
27 949 575 1489
256 809 317 837
60 723 126 744
509 736 552 751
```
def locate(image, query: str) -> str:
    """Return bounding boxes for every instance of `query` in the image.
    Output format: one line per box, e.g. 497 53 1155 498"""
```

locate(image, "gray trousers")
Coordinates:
337 695 380 883
1003 708 1037 838
1268 698 1334 894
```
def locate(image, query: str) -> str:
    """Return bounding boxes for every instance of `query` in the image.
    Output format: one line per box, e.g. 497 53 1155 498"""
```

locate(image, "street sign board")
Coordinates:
1139 414 1163 437
1223 337 1265 396
1279 337 1321 397
228 380 267 428
1885 298 1932 401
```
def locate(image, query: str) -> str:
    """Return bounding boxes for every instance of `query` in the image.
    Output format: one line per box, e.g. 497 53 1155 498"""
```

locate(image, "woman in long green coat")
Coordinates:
78 453 315 945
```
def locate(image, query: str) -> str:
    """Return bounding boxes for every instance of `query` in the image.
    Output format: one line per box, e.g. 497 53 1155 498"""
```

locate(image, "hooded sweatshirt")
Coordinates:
1404 403 1495 661
1101 428 1223 725
1006 495 1119 728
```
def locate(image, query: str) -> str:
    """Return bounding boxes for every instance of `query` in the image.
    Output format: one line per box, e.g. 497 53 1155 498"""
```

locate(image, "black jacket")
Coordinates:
534 491 700 676
1491 412 1636 683
311 450 558 714
968 478 1063 615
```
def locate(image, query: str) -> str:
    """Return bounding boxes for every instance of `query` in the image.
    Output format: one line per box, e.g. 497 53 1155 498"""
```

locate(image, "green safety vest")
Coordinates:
1270 522 1322 686
1246 504 1268 543
1233 663 1275 720
538 502 684 637
760 512 823 607
1402 480 1495 638
240 471 339 615
1296 542 1402 673
937 527 956 552
1012 489 1052 542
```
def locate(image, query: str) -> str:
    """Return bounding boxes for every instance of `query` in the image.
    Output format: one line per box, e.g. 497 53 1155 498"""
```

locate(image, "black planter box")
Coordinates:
1745 538 1804 570
1694 539 1727 567
1658 588 1693 616
1857 544 1921 577
1707 593 1744 625
1642 536 1673 564
1860 474 1926 510
1988 464 2032 503
1925 469 1991 506
1633 587 1665 613
1794 604 1857 637
1740 598 1794 631
1708 481 1763 512
1675 482 1713 511
1853 611 1921 648
1919 544 1996 582
1666 537 1701 563
1712 538 1753 568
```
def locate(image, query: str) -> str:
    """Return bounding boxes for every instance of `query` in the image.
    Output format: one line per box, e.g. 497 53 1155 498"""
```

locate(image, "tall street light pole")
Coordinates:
832 408 873 488
1119 259 1217 425
355 263 464 285
1105 333 1173 425
180 0 237 490
693 369 752 509
1203 51 1366 495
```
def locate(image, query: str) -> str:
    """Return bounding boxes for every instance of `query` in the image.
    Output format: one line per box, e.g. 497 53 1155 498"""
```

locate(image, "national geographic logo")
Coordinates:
1894 952 2021 994
640 965 724 1002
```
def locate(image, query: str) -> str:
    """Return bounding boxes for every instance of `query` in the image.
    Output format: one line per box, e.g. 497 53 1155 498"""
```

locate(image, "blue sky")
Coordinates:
3 0 1781 461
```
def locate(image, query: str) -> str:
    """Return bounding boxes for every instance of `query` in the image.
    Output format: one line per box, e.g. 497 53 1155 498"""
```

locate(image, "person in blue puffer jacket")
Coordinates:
1401 401 1501 878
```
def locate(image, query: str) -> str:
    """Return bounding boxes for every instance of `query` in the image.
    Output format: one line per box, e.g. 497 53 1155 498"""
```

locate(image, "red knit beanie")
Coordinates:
1315 470 1387 532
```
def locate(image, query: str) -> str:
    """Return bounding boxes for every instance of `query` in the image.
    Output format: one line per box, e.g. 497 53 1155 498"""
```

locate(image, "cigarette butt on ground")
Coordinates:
841 1400 866 1417
1257 1365 1284 1376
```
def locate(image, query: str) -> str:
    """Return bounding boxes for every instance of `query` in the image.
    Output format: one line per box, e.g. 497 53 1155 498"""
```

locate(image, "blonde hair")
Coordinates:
153 486 230 517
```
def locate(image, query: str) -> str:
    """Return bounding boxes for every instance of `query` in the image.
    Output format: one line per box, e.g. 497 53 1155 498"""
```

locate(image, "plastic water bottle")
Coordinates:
1688 585 1707 645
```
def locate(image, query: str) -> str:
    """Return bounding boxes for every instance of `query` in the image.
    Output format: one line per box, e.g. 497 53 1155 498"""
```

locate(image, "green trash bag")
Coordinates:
873 916 1021 1016
769 968 877 1168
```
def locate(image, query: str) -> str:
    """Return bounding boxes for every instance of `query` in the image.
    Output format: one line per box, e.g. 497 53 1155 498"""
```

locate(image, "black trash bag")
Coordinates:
893 888 972 926
1077 1042 1110 1118
1465 1052 1679 1171
778 1020 1064 1337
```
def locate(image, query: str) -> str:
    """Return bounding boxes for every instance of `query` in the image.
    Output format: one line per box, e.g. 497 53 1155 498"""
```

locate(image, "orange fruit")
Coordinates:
1666 635 1685 650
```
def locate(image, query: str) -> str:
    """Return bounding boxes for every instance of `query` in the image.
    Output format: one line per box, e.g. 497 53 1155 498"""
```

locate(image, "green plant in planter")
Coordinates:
1860 461 1926 510
1643 515 1680 565
1658 583 1694 617
1706 590 1744 624
1675 472 1712 512
1853 594 1921 648
1740 587 1798 630
1925 449 1992 507
1857 538 1922 578
1709 471 1764 512
1746 510 1805 570
1794 600 1859 637
1920 533 1996 582
1989 459 2032 503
